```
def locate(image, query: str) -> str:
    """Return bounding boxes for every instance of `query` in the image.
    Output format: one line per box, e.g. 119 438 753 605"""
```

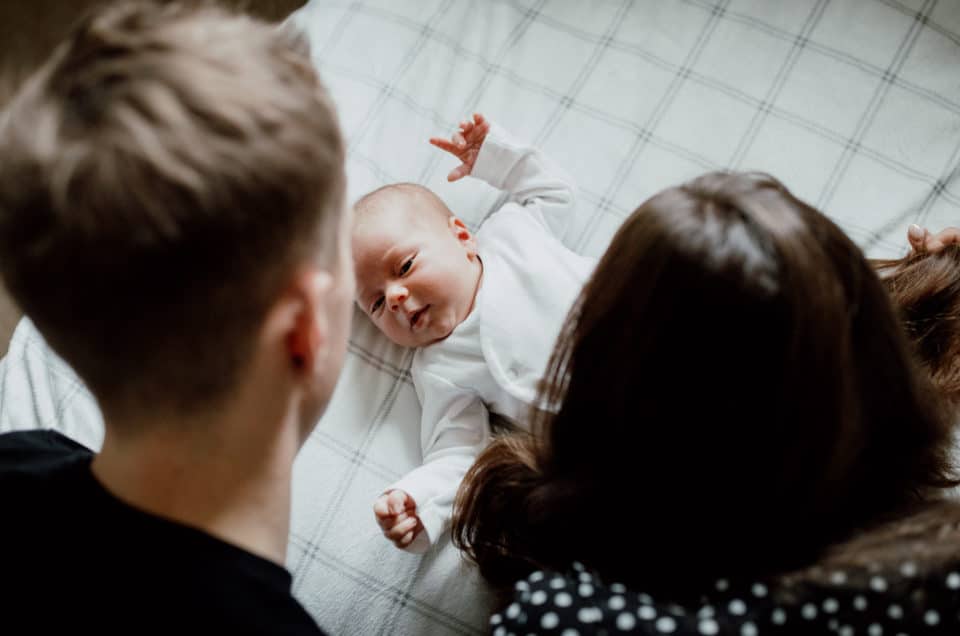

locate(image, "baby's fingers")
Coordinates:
429 137 460 154
448 163 470 182
385 489 410 515
373 495 392 519
397 525 421 548
385 515 419 542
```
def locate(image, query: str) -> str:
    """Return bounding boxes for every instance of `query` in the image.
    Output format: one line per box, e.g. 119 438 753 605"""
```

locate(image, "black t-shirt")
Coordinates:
0 429 325 634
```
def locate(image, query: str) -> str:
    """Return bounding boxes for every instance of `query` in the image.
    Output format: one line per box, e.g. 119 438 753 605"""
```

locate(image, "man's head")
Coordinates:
0 1 351 430
352 183 481 348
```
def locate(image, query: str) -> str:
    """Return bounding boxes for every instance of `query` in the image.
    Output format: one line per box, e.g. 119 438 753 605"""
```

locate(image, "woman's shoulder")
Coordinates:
492 564 776 635
494 539 960 635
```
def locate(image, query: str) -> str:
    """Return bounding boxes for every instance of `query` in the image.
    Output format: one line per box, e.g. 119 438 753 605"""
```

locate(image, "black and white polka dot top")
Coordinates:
490 560 960 635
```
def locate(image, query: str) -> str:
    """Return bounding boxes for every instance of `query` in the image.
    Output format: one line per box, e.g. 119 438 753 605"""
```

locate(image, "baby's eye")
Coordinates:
371 296 384 313
399 258 414 275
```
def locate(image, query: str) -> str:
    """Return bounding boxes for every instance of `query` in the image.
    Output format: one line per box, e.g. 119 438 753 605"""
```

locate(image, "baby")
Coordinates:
353 114 595 552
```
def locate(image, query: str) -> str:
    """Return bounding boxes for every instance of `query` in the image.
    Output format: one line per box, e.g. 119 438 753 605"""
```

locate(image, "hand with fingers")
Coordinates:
908 224 960 254
429 113 492 182
373 489 424 549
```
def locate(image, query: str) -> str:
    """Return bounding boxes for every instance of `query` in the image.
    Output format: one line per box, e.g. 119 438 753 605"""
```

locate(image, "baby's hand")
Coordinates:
373 489 424 549
429 113 491 182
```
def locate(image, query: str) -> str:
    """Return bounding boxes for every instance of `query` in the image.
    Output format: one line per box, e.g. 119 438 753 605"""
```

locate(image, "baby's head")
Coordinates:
352 183 481 348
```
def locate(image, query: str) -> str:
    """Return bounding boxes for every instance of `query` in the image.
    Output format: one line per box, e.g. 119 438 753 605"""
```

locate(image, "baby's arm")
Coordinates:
430 113 576 239
374 373 490 553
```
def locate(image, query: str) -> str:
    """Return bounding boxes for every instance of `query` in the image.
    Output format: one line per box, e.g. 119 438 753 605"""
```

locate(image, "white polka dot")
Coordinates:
493 627 506 636
830 570 848 585
839 626 853 636
529 571 545 583
617 612 636 631
823 598 838 613
610 583 627 594
515 580 529 592
506 603 521 619
541 612 559 629
868 624 883 636
947 572 960 590
562 629 580 636
490 613 502 625
579 571 593 583
728 599 746 616
638 593 654 605
608 595 626 611
854 595 868 611
667 604 686 616
698 618 719 635
802 603 817 620
555 592 572 608
925 609 940 626
828 619 839 630
751 583 767 598
697 605 715 619
578 583 594 597
655 616 677 633
715 579 729 591
771 608 786 625
638 605 657 620
870 576 888 593
550 577 566 589
572 561 585 572
531 591 548 606
741 622 757 636
887 603 902 619
578 607 602 624
899 561 917 577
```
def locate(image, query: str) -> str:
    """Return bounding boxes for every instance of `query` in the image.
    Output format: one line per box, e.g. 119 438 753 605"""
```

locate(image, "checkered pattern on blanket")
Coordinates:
2 1 959 634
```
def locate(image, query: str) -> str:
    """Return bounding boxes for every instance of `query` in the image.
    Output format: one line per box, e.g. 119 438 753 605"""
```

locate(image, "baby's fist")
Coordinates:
373 490 423 549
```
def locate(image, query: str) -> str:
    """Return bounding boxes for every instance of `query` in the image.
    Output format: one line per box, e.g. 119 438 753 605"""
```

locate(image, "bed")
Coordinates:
2 0 959 633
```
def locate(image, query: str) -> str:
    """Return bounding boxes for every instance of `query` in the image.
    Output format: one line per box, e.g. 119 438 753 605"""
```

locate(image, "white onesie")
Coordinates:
389 124 596 553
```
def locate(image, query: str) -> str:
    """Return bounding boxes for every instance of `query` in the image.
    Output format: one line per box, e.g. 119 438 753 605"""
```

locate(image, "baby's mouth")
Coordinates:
410 305 429 330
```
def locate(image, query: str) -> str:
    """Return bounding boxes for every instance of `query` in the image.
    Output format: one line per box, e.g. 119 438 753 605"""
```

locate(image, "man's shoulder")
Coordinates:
0 429 92 487
0 428 92 458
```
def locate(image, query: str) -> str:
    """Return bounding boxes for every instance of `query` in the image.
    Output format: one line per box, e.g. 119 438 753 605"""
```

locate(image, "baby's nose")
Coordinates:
387 285 408 311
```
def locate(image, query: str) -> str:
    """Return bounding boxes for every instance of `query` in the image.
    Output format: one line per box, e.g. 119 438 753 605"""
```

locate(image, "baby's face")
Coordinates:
353 206 480 348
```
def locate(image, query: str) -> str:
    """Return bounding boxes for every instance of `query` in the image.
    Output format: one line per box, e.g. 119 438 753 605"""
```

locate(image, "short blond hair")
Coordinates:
0 1 345 418
354 182 453 229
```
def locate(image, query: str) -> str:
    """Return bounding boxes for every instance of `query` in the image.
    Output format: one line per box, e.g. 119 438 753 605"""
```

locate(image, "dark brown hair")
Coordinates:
0 2 345 419
875 246 960 406
453 172 957 594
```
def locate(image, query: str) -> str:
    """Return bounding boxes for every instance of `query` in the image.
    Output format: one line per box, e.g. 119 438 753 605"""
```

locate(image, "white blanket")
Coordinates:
2 1 959 633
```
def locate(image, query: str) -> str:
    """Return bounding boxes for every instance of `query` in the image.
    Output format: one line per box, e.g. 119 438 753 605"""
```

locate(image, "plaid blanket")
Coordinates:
2 1 959 633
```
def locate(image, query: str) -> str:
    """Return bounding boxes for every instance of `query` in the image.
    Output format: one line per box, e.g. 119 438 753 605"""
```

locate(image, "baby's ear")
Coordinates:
449 217 478 258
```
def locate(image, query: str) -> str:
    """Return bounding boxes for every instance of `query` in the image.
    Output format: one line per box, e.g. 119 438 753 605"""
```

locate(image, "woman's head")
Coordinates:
876 246 960 406
454 172 956 591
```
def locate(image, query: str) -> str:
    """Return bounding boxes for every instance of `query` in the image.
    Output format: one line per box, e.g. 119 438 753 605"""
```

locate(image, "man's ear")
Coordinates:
268 268 335 375
448 216 478 258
